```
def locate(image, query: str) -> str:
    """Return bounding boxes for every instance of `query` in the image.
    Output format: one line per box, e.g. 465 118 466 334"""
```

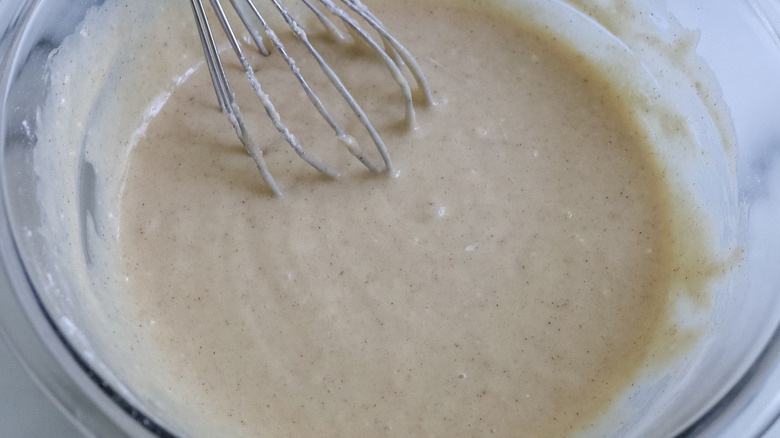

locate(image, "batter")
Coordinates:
31 0 732 436
119 1 675 437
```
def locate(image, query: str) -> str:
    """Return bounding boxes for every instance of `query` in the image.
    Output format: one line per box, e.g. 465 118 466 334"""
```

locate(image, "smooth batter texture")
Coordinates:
28 0 736 436
119 2 673 437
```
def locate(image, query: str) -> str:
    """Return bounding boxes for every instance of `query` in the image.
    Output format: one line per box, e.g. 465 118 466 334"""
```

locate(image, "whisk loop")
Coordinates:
187 0 432 196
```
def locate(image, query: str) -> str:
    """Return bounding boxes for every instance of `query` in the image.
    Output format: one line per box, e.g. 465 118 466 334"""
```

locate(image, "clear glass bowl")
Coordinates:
1 0 780 437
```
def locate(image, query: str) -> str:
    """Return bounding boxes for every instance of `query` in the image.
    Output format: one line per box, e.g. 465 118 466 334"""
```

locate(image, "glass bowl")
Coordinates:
1 0 780 436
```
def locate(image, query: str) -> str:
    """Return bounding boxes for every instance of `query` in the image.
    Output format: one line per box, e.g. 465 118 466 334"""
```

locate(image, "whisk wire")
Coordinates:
315 0 416 126
209 0 341 180
188 0 430 194
190 0 284 196
340 0 433 106
300 0 347 41
241 0 382 172
273 0 401 172
232 2 271 56
189 0 230 111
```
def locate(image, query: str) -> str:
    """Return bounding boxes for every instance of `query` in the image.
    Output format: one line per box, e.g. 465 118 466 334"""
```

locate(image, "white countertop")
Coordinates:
0 333 84 438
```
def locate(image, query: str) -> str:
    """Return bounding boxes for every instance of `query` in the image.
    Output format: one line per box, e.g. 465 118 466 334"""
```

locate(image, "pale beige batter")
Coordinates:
118 1 676 437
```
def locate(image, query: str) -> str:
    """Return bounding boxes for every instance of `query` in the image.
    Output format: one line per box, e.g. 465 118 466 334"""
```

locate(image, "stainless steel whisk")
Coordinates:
187 0 432 196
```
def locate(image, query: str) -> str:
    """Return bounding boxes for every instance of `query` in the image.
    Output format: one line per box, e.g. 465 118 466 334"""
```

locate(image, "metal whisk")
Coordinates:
187 0 432 196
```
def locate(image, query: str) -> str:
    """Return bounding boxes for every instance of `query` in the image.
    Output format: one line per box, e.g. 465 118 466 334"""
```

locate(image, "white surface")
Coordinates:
0 333 84 438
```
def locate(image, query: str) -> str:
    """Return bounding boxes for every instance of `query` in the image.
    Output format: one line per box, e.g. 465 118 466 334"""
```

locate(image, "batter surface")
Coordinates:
118 1 675 437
